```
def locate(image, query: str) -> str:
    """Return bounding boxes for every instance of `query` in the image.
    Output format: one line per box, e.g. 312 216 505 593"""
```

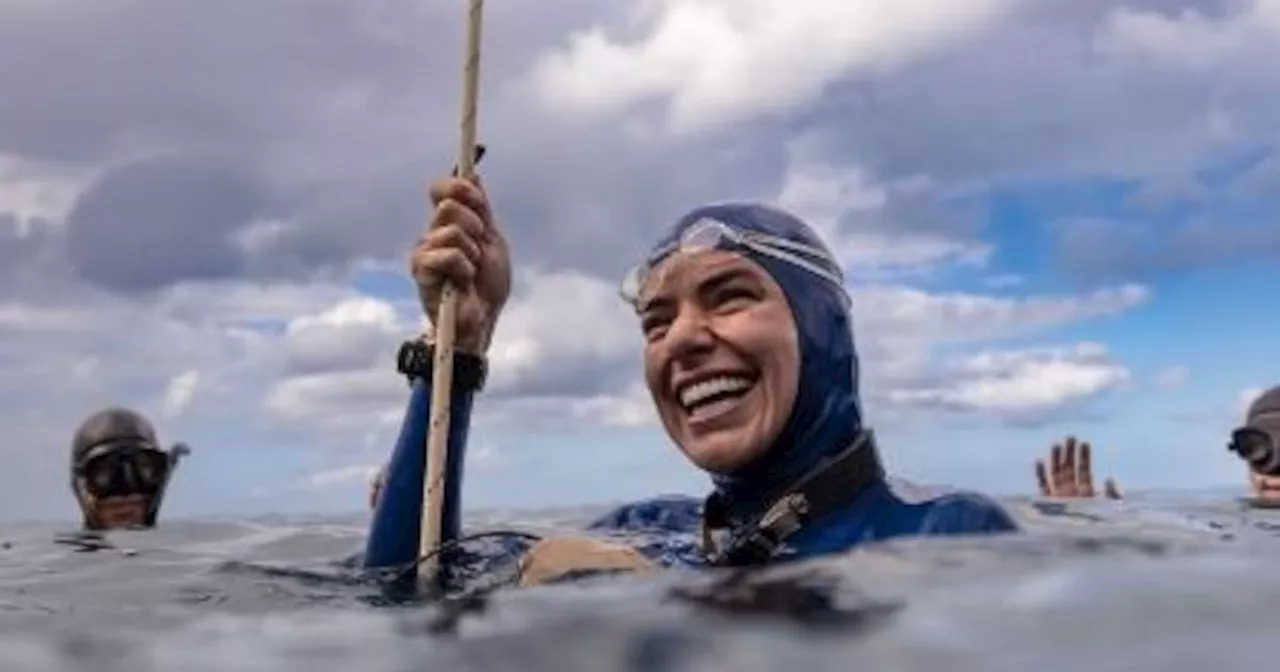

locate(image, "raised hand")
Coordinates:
1034 436 1122 499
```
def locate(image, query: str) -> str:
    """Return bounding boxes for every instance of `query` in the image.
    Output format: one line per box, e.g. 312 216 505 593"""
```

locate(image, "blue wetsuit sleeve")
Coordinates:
921 493 1020 535
363 378 475 571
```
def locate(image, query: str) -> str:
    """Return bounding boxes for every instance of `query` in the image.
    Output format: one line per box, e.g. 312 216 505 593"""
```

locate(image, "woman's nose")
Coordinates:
665 308 715 358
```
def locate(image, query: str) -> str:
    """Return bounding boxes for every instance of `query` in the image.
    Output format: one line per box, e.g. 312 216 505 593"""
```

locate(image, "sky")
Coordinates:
1 0 1278 523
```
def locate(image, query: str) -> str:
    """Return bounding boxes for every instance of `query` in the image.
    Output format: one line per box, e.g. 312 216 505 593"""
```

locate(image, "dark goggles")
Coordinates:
1229 426 1280 474
75 443 171 499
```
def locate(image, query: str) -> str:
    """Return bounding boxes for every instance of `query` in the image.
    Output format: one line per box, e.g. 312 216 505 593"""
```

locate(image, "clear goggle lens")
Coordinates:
619 218 848 307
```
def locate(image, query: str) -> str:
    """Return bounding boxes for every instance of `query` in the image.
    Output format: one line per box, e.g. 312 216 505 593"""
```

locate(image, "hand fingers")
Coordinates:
412 247 477 293
431 196 488 245
1035 460 1052 496
411 225 482 290
427 178 493 234
1064 437 1081 495
1078 441 1095 497
1051 442 1065 488
422 224 483 267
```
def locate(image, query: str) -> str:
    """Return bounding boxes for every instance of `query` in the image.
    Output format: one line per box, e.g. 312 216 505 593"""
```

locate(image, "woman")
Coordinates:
364 175 1017 585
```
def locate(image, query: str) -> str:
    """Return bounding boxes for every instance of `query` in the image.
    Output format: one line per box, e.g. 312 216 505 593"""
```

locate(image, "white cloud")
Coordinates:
883 342 1130 419
258 268 646 436
1095 2 1280 70
0 302 86 330
851 283 1149 345
486 268 639 393
1153 366 1190 390
533 0 1017 133
283 297 403 375
161 369 200 418
774 149 992 274
264 368 405 429
306 463 379 490
0 152 91 231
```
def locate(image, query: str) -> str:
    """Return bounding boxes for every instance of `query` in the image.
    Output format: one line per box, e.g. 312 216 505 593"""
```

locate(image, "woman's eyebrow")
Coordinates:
638 265 756 313
697 267 756 293
636 293 672 314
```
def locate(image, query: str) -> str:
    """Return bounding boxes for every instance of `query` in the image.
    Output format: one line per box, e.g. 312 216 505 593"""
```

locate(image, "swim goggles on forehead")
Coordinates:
618 217 849 307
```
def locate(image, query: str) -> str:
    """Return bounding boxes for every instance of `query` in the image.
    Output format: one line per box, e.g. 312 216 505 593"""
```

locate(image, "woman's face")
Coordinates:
638 249 800 474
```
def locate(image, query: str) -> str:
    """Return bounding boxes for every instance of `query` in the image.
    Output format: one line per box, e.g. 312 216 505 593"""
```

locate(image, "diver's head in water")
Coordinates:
1246 387 1280 438
1236 386 1280 476
70 408 187 530
623 204 861 501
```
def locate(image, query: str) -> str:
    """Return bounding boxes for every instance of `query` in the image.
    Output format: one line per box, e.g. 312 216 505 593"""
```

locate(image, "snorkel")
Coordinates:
624 203 868 524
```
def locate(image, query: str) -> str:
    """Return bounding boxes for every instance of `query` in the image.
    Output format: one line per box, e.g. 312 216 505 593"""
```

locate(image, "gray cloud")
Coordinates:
64 154 264 291
10 0 1272 296
0 0 800 292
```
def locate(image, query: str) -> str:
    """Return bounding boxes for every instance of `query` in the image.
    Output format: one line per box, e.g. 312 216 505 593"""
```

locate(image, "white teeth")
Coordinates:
679 376 753 408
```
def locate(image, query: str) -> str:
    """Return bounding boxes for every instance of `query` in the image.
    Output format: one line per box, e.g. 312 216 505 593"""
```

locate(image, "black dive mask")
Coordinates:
1229 426 1280 475
75 442 172 499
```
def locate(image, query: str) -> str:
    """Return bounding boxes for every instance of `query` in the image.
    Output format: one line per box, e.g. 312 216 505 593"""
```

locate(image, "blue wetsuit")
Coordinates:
364 202 1017 581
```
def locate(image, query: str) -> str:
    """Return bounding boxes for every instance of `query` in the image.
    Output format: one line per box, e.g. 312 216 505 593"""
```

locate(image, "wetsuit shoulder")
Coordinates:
785 482 1016 559
584 495 706 568
587 494 703 533
916 491 1020 534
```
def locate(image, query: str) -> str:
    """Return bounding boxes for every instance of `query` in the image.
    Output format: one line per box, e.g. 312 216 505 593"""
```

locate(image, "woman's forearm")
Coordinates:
363 378 474 570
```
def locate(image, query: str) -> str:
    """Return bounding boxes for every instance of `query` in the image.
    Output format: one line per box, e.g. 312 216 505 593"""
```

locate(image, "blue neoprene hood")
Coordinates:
642 203 864 516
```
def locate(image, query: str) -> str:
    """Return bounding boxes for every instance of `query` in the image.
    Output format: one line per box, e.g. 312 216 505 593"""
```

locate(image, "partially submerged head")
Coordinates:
70 407 180 530
623 204 863 500
1246 386 1280 437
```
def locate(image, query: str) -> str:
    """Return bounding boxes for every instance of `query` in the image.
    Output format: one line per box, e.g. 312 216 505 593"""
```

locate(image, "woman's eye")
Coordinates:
712 287 755 308
640 316 670 340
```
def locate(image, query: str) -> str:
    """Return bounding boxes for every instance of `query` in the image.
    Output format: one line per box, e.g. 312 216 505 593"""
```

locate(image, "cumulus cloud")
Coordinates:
161 370 201 418
283 297 402 376
883 342 1131 422
533 0 1018 133
851 283 1148 344
774 146 992 275
1095 1 1280 69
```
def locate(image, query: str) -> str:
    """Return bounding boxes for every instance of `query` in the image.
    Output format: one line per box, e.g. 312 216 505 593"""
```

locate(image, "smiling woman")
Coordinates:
364 177 1019 589
635 248 800 475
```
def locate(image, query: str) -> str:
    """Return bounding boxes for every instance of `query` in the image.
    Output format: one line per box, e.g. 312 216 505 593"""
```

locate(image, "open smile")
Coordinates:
672 371 759 426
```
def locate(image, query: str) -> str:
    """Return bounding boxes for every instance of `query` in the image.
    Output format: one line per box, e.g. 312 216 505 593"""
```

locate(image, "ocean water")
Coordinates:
2 489 1279 671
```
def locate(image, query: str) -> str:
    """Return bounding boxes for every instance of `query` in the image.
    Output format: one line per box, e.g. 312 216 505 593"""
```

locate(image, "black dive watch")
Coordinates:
395 339 488 392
